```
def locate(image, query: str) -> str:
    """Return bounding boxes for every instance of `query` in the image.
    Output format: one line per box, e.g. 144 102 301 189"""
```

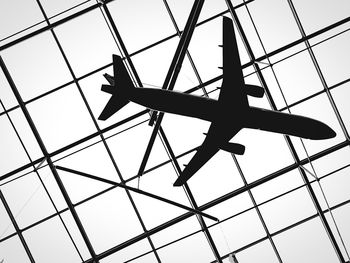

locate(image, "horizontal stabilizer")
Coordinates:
104 73 114 85
99 55 134 121
245 85 264 98
220 142 245 155
101 84 114 94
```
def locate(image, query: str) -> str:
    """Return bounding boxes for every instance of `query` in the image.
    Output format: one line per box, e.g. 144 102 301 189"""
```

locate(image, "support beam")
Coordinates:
137 0 205 177
55 166 219 222
0 56 99 263
0 191 35 263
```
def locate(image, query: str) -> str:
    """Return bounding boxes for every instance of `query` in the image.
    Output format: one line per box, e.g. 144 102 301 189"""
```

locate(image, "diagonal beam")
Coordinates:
137 0 205 177
0 56 99 263
55 166 218 222
0 190 35 263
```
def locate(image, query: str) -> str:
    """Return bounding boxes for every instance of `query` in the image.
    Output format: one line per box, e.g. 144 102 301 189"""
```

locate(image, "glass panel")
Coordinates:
274 218 340 263
312 146 350 177
185 151 245 206
203 192 253 225
1 172 56 228
24 215 82 263
132 38 200 93
56 140 119 182
317 166 350 208
132 37 178 88
0 114 29 176
152 217 200 248
0 69 18 111
331 205 350 260
245 0 301 53
236 240 280 263
261 66 290 110
165 0 195 31
293 0 350 34
0 0 43 40
106 121 168 180
37 166 68 211
99 239 153 263
40 0 95 20
107 0 175 54
251 169 304 205
0 197 16 239
0 235 31 263
259 186 316 233
58 163 113 205
2 31 72 101
129 162 192 229
198 0 228 23
76 187 144 254
27 83 97 152
60 211 92 261
157 231 216 263
312 30 350 87
332 82 350 134
272 50 324 106
8 109 42 161
55 9 119 77
209 210 266 255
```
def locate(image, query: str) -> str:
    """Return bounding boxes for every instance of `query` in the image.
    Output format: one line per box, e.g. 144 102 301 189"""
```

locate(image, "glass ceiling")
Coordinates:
0 0 350 262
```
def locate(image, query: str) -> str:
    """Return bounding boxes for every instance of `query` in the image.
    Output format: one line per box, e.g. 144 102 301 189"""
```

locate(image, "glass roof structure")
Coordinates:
0 0 350 262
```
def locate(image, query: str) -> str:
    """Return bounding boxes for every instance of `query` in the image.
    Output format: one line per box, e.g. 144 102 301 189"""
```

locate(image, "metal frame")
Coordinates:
0 0 349 262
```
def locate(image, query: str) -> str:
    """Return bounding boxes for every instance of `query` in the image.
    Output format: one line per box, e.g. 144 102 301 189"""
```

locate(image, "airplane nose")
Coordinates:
315 123 336 139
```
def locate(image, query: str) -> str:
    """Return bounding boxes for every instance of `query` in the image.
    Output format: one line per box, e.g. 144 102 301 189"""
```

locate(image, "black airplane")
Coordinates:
98 17 336 187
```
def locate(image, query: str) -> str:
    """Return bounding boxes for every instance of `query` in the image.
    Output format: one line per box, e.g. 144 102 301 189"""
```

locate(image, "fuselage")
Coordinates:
129 87 220 122
124 86 335 141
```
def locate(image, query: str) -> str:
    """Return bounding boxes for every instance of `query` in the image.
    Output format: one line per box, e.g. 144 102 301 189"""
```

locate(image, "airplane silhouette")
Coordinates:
98 17 336 187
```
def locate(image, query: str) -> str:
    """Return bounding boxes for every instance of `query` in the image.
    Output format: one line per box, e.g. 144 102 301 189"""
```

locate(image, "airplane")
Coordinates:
98 16 336 187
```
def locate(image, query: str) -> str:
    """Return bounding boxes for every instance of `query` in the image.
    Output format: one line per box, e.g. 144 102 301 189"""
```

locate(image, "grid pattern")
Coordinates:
0 0 350 262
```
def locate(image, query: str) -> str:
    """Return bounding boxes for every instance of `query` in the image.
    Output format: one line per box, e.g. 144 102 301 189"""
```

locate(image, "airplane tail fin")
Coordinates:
98 55 134 121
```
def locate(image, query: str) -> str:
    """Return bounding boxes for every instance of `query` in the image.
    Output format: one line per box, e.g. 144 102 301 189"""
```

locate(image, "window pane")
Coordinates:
24 215 82 263
293 0 350 34
246 0 301 53
2 32 72 101
107 0 175 53
0 0 43 40
55 9 119 77
274 218 340 263
27 84 97 152
0 235 31 263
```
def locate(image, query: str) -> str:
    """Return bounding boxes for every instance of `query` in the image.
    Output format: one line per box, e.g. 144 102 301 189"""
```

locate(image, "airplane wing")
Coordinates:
218 17 247 107
247 107 336 140
173 134 219 186
173 120 242 186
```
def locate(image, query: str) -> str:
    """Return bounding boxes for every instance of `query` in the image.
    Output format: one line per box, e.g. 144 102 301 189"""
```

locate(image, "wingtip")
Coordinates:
316 122 337 140
327 127 337 139
173 178 184 187
98 114 107 121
